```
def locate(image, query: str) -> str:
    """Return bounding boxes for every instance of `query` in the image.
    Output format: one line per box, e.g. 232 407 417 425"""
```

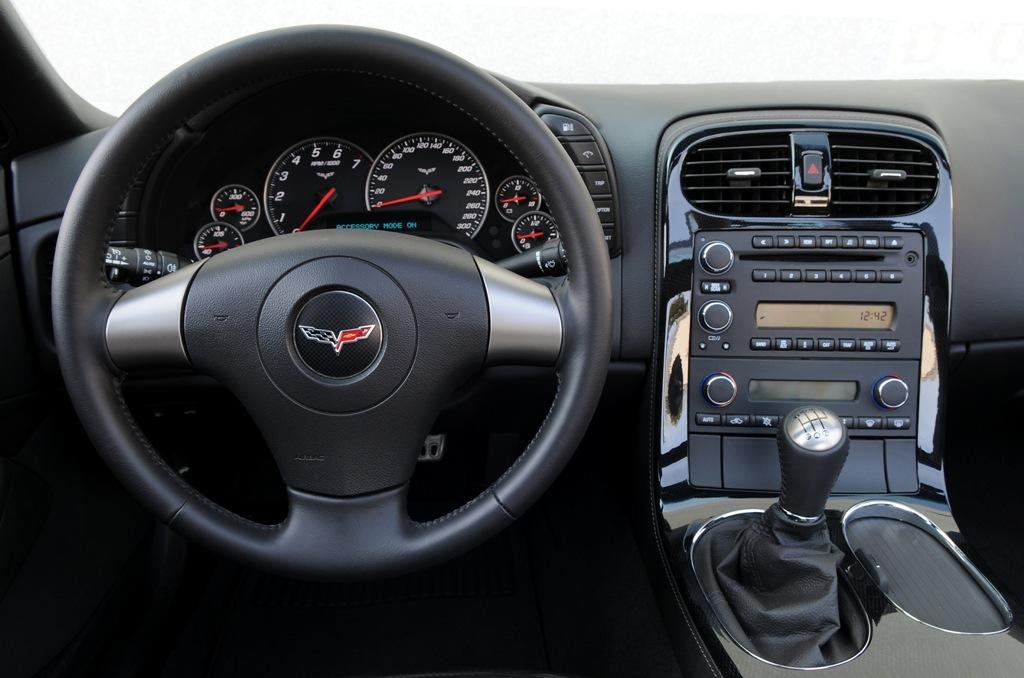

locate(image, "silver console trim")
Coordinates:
841 500 1012 635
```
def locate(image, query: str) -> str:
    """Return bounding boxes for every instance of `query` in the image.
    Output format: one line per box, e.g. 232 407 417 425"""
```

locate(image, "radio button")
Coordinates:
752 235 774 248
881 339 901 352
798 235 818 248
857 416 885 430
724 414 751 427
773 338 794 350
841 236 860 248
855 270 878 283
838 338 857 351
883 236 904 249
703 373 738 407
859 338 879 352
750 338 772 350
752 269 777 282
886 417 912 430
699 241 735 274
700 280 732 294
753 414 780 428
820 235 839 248
861 236 881 249
796 338 815 351
874 377 910 410
830 269 853 282
880 270 903 283
776 235 796 248
698 301 734 333
816 338 836 351
805 269 827 282
695 413 722 426
780 269 802 282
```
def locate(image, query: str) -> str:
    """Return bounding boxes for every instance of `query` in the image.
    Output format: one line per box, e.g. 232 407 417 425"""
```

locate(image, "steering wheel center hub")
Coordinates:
294 290 384 379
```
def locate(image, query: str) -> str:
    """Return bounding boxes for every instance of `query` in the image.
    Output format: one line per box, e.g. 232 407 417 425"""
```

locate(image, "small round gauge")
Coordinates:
495 175 542 222
194 222 244 259
511 211 559 252
366 133 489 238
210 184 260 230
264 137 372 235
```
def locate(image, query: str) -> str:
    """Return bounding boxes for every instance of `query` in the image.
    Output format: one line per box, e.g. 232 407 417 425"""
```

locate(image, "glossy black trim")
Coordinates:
653 112 1023 676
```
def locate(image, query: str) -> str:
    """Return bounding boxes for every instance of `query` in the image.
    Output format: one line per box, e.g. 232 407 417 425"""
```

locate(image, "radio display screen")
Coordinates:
755 302 895 330
749 380 858 402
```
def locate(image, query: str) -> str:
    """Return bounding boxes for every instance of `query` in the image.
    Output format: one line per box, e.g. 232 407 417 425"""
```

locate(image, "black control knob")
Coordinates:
778 406 850 520
698 300 733 333
702 372 737 407
874 377 909 409
698 241 734 274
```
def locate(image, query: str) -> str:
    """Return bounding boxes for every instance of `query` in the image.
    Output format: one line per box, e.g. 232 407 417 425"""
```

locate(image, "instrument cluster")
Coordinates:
141 74 560 264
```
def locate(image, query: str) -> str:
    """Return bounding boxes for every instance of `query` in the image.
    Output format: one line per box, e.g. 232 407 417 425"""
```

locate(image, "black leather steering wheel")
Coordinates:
51 27 612 580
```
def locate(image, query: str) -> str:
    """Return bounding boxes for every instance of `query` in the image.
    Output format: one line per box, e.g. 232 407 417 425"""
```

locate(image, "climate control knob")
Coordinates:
698 241 734 274
703 373 738 408
874 376 910 409
698 300 734 334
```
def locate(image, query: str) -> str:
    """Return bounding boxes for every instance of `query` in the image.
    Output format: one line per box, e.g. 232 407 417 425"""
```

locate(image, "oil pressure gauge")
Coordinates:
210 184 260 230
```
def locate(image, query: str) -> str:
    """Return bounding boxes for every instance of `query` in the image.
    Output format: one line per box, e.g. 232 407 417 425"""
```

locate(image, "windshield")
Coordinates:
13 0 1024 116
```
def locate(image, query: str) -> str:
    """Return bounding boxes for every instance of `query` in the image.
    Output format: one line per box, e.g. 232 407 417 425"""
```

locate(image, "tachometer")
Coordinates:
264 137 371 235
366 133 489 238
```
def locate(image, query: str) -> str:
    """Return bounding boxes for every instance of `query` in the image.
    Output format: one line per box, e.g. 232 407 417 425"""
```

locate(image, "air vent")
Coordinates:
830 134 938 217
682 133 792 216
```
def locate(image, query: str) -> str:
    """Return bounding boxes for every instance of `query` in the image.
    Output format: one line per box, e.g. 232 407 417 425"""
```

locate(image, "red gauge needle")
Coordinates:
203 242 229 250
217 204 244 212
518 230 545 240
501 195 526 204
372 188 443 209
294 187 337 232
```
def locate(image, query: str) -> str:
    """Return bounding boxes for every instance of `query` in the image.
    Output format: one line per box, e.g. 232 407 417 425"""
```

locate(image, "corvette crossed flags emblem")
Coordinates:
298 324 376 354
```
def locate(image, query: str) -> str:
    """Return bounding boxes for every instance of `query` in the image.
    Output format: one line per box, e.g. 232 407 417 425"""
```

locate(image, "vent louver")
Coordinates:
681 133 792 216
829 133 938 217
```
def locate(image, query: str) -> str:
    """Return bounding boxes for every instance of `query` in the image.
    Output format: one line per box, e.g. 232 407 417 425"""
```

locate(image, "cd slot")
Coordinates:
740 253 885 263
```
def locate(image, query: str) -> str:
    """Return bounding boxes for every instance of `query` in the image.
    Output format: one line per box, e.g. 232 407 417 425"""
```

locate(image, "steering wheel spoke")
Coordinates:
104 261 204 372
476 258 563 367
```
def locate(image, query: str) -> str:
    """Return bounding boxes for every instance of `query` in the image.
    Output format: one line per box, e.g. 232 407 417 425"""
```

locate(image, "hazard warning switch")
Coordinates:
802 152 824 188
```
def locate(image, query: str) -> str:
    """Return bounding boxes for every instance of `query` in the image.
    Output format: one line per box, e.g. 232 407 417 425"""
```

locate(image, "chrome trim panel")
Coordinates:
105 260 204 370
841 500 1013 635
476 257 562 365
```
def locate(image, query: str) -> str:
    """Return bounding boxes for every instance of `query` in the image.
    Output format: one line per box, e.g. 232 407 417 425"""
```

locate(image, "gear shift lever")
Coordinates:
778 406 850 521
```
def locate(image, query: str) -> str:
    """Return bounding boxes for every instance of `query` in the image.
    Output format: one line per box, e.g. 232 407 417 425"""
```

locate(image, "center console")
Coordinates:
655 112 1021 676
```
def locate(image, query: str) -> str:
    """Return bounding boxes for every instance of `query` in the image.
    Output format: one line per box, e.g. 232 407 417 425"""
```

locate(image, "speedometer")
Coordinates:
264 137 371 235
366 133 489 238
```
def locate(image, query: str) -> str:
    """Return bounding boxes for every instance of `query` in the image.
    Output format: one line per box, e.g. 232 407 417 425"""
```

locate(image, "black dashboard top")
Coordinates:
10 77 1024 348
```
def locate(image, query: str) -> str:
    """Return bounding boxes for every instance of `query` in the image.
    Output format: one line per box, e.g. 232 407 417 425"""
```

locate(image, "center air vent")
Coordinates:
829 133 938 217
681 133 792 217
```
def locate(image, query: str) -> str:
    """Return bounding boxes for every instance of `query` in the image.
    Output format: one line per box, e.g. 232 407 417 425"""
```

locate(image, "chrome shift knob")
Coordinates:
777 406 849 520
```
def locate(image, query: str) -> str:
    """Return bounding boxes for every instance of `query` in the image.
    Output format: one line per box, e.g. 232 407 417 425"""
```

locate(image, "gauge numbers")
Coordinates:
366 133 489 238
264 137 371 234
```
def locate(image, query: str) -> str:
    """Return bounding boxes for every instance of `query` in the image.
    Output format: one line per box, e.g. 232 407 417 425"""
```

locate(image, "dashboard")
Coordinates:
142 74 563 264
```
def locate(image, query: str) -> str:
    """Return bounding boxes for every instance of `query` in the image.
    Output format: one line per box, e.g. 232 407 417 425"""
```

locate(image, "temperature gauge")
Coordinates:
210 184 260 230
194 222 244 259
495 175 542 222
511 211 558 252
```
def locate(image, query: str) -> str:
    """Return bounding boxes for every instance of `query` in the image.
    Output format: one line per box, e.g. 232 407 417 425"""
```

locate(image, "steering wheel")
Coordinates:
51 27 612 580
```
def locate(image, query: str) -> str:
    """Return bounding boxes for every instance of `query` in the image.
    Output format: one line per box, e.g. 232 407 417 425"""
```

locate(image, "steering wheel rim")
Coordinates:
51 26 612 580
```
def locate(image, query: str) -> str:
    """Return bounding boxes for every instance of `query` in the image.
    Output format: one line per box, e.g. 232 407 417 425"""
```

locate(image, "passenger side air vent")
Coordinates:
830 134 938 217
681 133 792 216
